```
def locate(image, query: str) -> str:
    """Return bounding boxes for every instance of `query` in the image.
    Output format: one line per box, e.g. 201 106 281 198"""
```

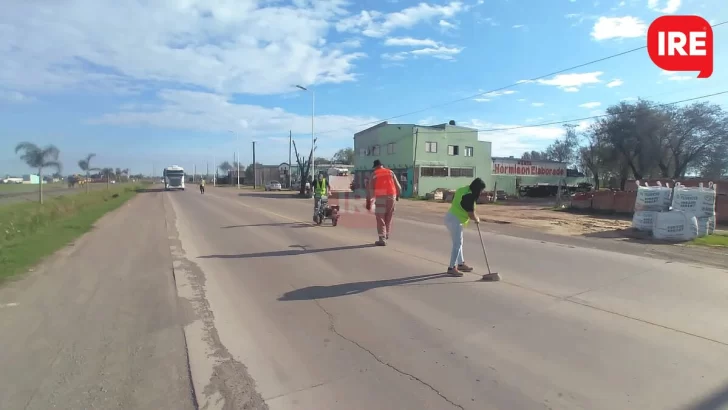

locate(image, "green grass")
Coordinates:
0 182 66 193
691 232 728 248
0 185 143 282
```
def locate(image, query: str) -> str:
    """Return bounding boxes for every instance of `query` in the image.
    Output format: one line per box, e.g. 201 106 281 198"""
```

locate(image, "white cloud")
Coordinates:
336 1 466 38
381 45 463 61
382 36 462 60
647 0 681 14
606 79 624 87
0 0 366 96
531 102 545 107
384 37 439 47
479 17 499 26
87 89 378 140
591 16 647 40
660 70 692 81
517 98 527 102
472 89 516 102
439 20 457 30
512 24 525 28
0 89 35 103
536 72 603 91
463 119 566 156
579 101 602 108
621 97 637 101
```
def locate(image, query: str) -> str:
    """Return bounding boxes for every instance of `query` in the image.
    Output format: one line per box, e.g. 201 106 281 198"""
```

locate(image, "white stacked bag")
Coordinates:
631 181 672 232
652 210 699 241
670 182 718 239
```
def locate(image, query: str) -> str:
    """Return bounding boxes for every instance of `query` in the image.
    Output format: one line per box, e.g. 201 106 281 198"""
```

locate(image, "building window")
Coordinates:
464 146 474 157
359 148 368 156
450 167 475 178
387 143 395 154
420 167 448 177
425 142 437 153
448 145 459 156
372 145 380 155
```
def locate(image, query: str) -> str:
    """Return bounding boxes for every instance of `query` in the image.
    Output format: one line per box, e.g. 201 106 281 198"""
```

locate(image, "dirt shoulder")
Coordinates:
0 190 195 410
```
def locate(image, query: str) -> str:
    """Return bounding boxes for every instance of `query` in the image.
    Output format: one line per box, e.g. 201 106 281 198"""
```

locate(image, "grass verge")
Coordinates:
0 182 66 193
0 184 144 283
691 233 728 248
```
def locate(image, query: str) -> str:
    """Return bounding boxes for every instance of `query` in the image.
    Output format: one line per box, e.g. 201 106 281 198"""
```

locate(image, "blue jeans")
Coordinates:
445 211 464 268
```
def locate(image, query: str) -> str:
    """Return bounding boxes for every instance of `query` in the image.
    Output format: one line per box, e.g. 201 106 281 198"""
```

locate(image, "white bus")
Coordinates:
163 165 185 191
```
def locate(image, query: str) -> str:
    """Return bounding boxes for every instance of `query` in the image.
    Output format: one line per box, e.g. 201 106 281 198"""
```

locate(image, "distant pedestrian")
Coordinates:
199 178 205 194
445 177 486 276
366 160 402 246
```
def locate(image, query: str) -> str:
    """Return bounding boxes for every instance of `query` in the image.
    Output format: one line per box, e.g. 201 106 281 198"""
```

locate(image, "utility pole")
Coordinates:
295 85 315 180
206 162 209 181
288 130 292 189
252 141 257 189
412 128 419 197
213 156 216 186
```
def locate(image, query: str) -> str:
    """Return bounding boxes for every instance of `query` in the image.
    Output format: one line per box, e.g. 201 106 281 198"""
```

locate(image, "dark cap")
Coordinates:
372 159 382 168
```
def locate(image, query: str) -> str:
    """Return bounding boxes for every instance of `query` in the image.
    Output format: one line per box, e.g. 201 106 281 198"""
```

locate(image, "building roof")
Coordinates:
492 156 566 165
355 120 476 136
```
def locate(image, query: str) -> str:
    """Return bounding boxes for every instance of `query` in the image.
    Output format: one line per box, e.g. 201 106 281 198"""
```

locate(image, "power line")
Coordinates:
472 90 728 134
356 90 728 150
297 20 727 139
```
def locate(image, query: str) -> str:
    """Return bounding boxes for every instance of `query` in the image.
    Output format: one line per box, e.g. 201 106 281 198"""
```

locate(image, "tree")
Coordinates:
544 124 579 165
332 148 354 165
101 167 114 190
15 142 62 204
292 138 316 195
78 153 99 194
315 157 332 165
245 163 263 183
521 150 547 161
574 98 728 188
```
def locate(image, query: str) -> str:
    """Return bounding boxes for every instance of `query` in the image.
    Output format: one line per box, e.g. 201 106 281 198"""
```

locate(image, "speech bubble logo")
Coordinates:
647 15 713 78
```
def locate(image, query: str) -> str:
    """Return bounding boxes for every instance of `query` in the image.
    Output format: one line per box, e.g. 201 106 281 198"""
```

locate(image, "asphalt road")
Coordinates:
1 186 728 410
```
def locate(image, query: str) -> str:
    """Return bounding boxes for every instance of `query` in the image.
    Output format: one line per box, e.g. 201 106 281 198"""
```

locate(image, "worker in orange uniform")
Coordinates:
366 160 402 246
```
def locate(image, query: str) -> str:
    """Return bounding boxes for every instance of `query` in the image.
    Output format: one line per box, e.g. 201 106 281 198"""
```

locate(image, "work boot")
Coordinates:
375 236 386 246
457 263 473 272
447 267 463 277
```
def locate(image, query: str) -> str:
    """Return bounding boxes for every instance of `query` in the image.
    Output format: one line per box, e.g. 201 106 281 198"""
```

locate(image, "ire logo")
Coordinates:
647 15 713 78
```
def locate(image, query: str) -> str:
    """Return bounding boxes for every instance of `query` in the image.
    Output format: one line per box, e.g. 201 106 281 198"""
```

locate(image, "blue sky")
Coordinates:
1 0 726 176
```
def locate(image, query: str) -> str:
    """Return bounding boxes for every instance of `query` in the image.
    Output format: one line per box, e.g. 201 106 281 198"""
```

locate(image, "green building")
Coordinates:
353 121 493 197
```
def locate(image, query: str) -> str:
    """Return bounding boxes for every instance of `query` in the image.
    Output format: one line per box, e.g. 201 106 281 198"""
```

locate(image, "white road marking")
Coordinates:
0 303 19 308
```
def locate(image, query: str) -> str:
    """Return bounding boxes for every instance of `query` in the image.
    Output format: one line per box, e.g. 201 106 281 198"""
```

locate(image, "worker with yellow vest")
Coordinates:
445 178 489 277
313 173 331 220
366 160 402 246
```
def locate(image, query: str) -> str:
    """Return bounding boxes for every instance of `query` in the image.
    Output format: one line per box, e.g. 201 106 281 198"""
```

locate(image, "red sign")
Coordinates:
492 162 565 176
647 15 713 78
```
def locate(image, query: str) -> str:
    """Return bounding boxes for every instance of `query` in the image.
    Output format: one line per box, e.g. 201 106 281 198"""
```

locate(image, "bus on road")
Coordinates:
163 165 185 191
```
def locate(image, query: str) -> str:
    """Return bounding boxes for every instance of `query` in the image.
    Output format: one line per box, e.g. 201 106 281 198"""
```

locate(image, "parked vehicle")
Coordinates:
265 180 282 191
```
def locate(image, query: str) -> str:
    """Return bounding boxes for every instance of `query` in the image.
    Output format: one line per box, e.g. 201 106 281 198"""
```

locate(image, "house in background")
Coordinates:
353 121 493 197
22 174 43 184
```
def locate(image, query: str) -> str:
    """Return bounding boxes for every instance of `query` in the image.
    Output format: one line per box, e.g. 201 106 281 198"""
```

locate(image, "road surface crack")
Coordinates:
311 298 465 410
